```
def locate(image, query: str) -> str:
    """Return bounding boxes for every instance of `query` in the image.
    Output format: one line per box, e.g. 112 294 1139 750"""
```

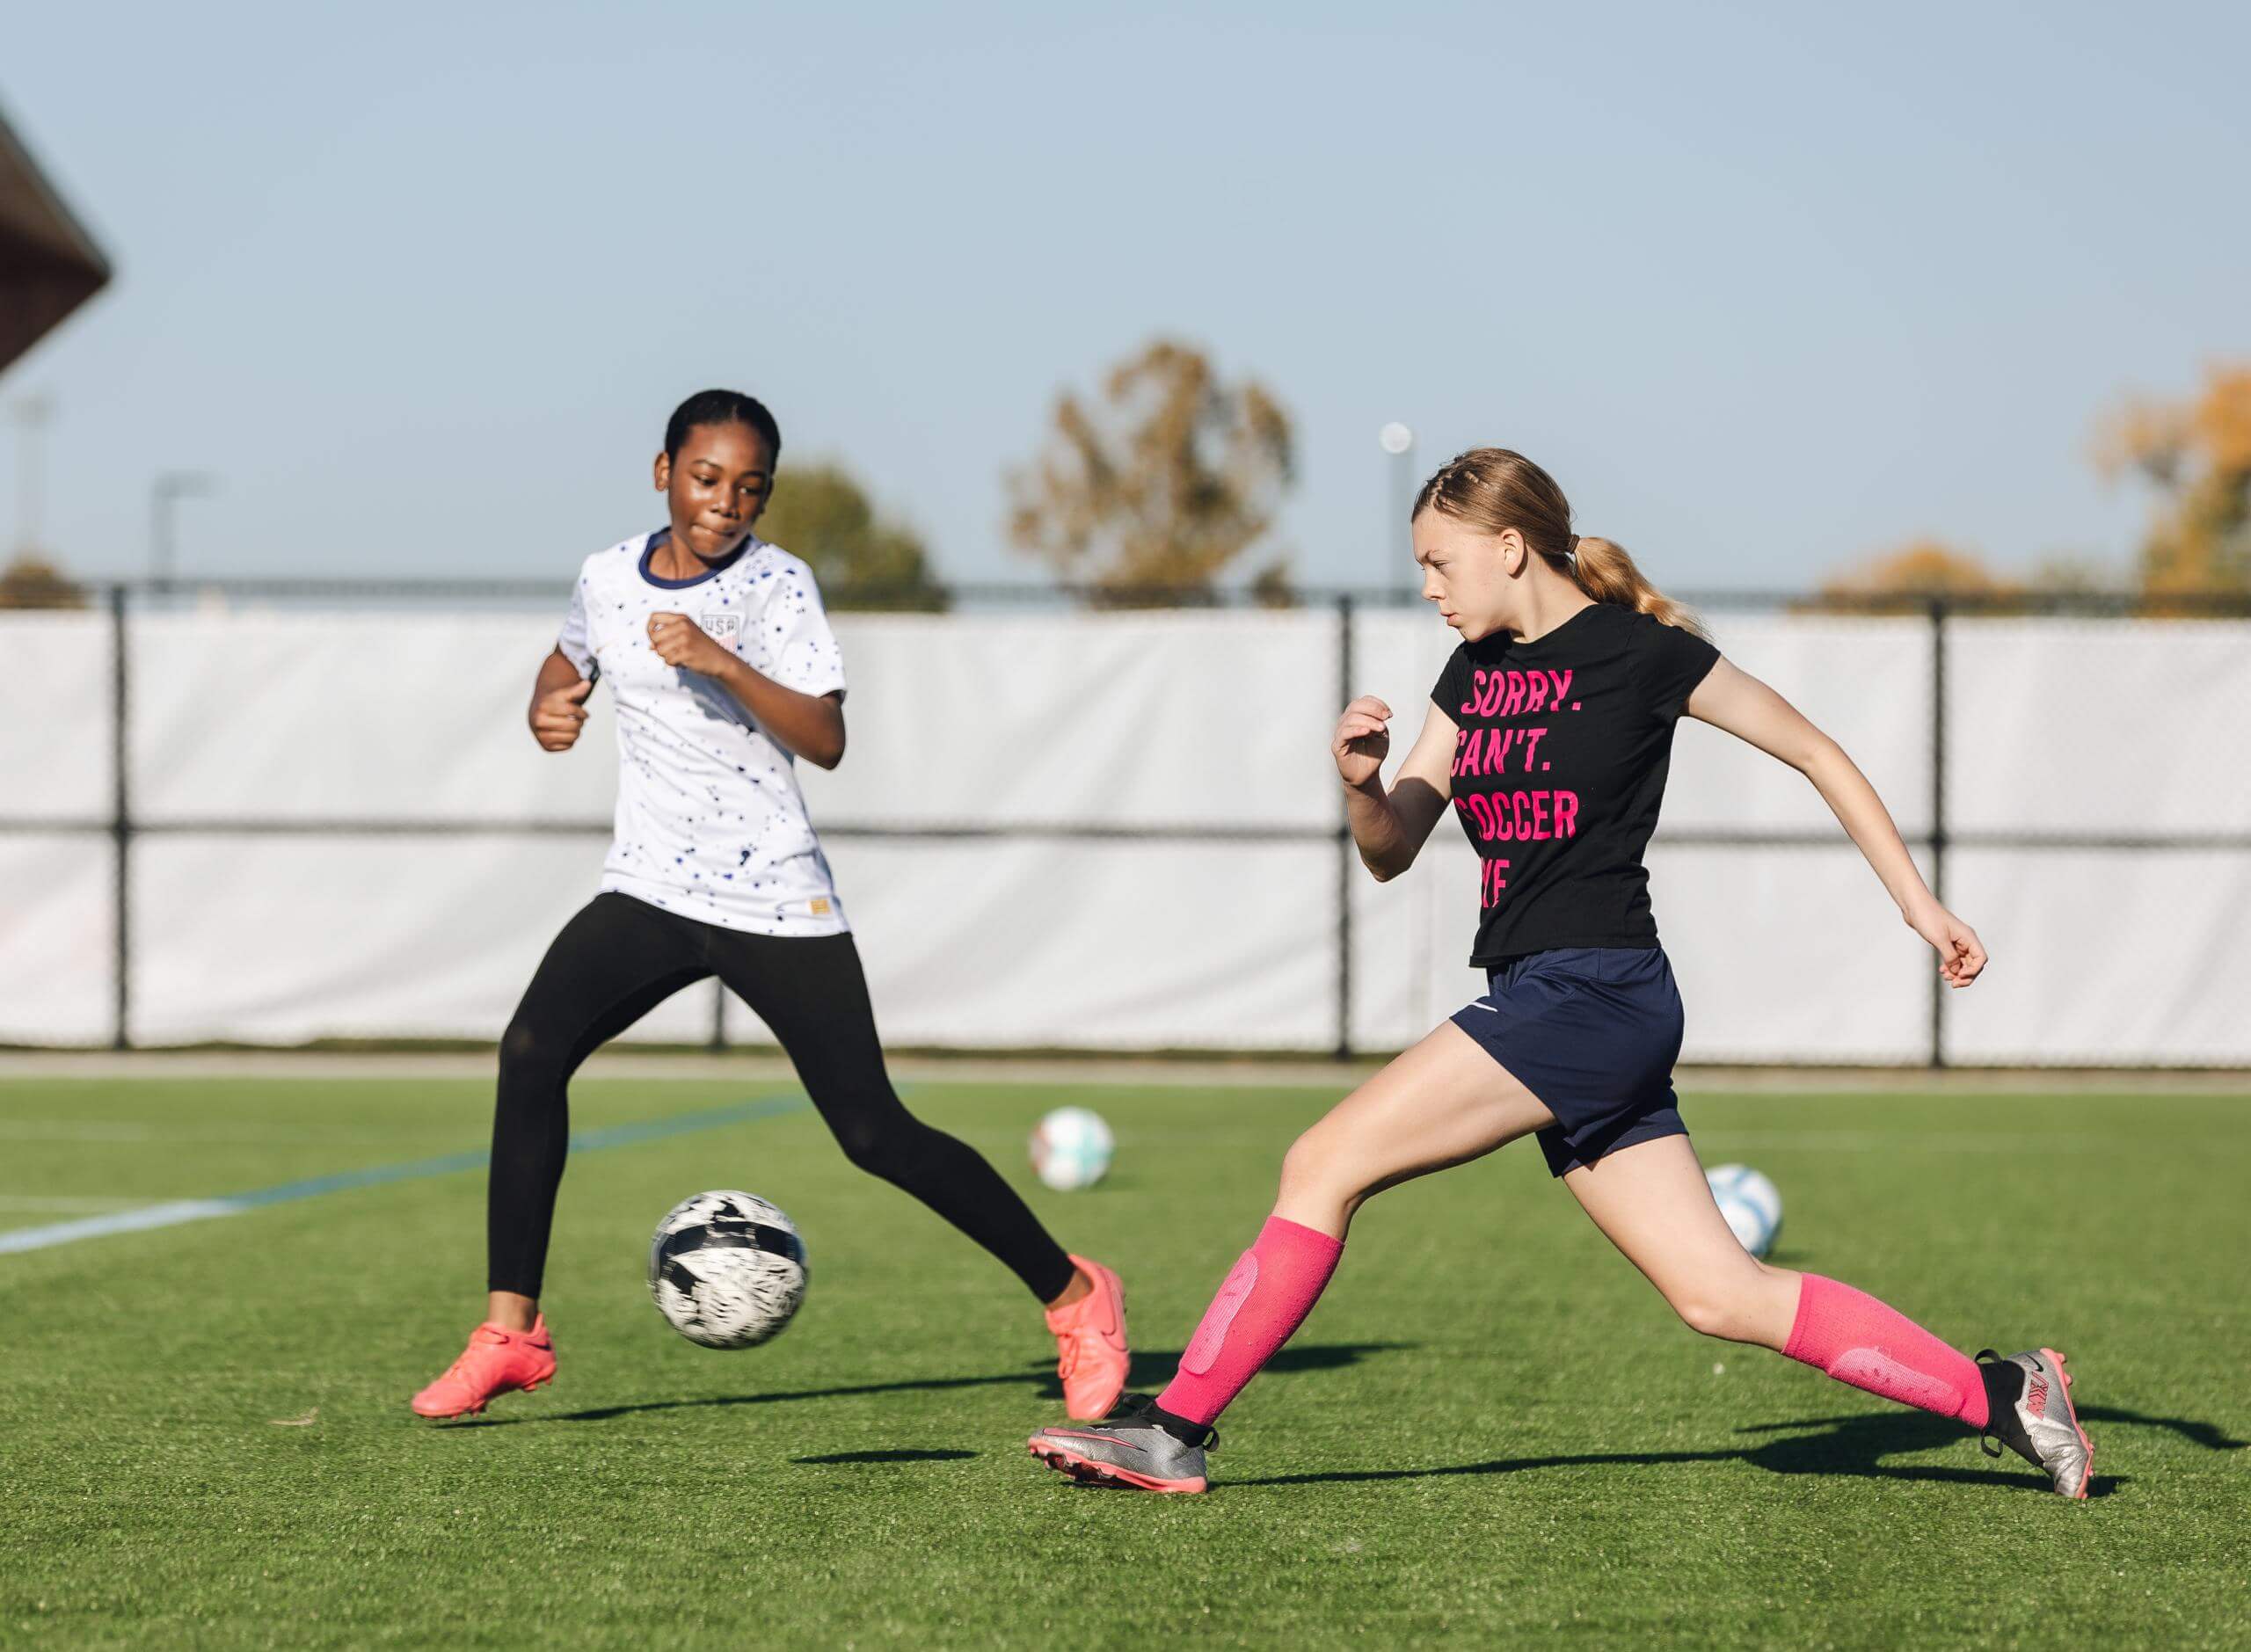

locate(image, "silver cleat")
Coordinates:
1027 1394 1213 1494
1979 1348 2094 1500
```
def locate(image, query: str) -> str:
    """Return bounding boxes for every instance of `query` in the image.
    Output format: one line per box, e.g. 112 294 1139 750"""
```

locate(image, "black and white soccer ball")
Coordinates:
647 1190 808 1349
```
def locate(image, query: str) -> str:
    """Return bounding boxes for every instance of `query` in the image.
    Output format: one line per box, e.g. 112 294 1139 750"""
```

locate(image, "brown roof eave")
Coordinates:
0 103 112 372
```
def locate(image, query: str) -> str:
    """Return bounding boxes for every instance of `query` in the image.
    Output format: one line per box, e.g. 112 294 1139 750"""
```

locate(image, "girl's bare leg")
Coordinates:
1271 1022 1560 1238
1559 1133 1802 1348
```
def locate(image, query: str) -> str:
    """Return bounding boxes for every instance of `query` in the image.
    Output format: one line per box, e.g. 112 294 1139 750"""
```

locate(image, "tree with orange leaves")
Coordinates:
1817 539 2015 610
2097 364 2251 594
0 553 85 609
1009 339 1293 601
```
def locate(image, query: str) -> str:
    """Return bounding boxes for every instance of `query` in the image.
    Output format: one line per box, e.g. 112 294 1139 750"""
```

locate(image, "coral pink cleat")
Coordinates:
1046 1255 1131 1420
412 1316 557 1419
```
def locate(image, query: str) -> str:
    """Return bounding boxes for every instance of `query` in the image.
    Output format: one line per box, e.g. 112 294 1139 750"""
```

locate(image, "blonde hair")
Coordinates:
1415 448 1704 637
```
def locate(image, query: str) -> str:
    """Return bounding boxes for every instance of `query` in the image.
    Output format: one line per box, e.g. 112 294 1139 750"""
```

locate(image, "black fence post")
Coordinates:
1927 596 1948 1070
1334 593 1355 1059
109 584 132 1051
708 979 727 1053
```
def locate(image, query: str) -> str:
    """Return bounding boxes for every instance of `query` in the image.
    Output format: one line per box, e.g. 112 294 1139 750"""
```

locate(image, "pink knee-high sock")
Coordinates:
1784 1274 1989 1429
1157 1216 1343 1427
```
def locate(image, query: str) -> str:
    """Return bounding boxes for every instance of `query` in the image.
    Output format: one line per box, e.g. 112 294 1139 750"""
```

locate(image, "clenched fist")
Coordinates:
646 611 732 676
1333 695 1392 788
530 677 594 753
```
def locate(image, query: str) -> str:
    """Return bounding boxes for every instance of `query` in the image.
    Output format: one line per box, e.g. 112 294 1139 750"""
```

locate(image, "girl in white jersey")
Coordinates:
412 391 1130 1422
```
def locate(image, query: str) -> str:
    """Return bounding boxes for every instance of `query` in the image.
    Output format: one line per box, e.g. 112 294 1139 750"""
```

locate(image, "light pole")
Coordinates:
10 394 53 559
149 472 216 591
1379 421 1415 595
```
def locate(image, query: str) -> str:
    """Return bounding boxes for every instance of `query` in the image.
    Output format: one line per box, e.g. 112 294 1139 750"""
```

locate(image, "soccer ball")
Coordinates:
1029 1107 1114 1191
648 1190 808 1349
1705 1163 1782 1259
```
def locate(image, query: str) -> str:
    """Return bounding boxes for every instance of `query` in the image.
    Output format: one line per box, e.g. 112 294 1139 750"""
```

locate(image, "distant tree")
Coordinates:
1817 539 2014 610
1008 338 1293 602
2022 553 2123 595
2095 363 2251 595
759 462 947 611
1249 560 1299 609
1816 540 2129 613
0 554 87 609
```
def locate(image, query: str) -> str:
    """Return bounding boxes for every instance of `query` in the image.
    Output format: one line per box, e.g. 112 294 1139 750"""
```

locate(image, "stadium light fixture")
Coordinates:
149 471 217 591
1380 422 1415 593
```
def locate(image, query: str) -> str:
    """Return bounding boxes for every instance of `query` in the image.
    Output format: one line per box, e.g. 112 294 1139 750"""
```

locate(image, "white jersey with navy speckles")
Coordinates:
557 529 849 937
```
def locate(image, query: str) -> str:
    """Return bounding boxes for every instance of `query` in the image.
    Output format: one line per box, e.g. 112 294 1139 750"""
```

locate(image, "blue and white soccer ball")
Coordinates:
649 1190 809 1349
1030 1107 1114 1191
1705 1163 1783 1259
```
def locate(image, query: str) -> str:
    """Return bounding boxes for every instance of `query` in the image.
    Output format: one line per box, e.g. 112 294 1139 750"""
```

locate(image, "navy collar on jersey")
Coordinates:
638 528 757 589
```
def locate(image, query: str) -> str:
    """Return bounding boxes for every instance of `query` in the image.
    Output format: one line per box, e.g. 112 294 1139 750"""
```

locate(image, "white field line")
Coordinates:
0 1094 806 1258
0 1199 245 1255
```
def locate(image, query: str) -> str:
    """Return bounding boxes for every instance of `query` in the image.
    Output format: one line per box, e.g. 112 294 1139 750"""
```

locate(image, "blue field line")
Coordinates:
0 1092 809 1257
562 1095 808 1154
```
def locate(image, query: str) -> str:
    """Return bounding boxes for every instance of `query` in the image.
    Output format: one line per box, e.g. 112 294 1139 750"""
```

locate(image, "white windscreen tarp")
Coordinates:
0 602 2242 1063
0 611 111 822
726 838 1338 1052
126 834 716 1046
1941 847 2251 1066
128 613 620 824
797 610 1342 828
0 833 113 1044
1944 619 2251 837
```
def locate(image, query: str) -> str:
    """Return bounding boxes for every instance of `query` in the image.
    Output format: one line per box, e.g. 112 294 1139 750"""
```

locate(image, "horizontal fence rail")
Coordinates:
12 573 2251 614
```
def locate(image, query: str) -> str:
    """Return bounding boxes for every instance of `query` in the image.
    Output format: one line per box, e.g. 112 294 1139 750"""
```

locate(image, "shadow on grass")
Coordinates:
1733 1402 2245 1454
440 1343 1410 1430
1231 1401 2242 1496
791 1449 977 1465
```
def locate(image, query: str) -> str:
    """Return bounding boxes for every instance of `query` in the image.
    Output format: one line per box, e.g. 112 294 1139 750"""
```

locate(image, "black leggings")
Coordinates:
487 892 1075 1304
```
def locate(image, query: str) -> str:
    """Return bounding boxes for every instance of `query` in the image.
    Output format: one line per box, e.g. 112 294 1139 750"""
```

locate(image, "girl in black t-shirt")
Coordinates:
1027 447 2094 1499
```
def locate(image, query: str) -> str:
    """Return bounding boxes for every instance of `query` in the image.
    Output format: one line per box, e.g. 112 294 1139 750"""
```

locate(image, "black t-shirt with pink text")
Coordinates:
1431 602 1720 966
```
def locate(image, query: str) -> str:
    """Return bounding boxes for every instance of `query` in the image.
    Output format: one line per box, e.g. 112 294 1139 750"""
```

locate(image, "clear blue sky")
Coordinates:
6 0 2247 591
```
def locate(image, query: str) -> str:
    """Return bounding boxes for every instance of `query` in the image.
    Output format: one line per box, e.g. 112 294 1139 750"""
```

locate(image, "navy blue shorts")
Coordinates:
1448 945 1688 1177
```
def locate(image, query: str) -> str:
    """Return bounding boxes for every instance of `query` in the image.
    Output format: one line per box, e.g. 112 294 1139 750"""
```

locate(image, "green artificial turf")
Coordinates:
2 1075 2246 1648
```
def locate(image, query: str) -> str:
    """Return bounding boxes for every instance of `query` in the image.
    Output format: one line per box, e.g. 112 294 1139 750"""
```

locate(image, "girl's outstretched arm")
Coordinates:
1686 659 1987 988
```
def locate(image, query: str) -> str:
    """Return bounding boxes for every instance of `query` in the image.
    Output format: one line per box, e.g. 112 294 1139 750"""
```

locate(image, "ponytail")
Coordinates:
1414 448 1705 638
1570 536 1707 639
